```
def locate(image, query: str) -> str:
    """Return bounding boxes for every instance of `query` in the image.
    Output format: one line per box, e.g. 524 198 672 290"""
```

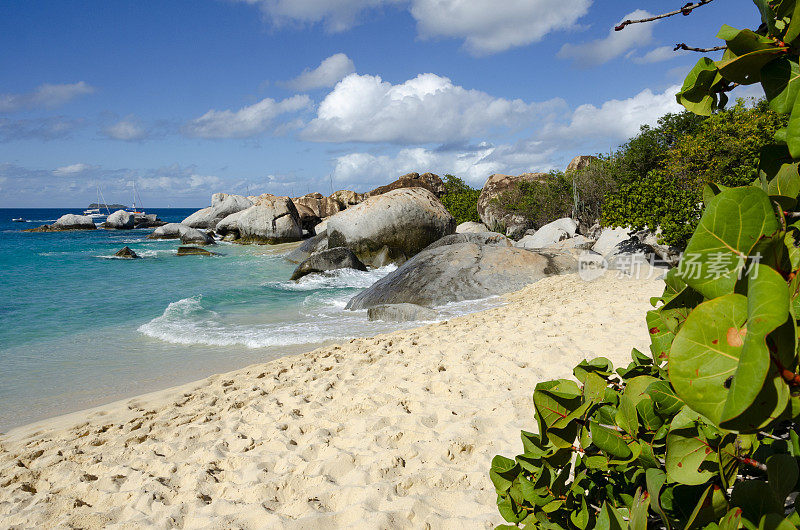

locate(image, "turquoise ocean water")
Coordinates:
0 208 495 431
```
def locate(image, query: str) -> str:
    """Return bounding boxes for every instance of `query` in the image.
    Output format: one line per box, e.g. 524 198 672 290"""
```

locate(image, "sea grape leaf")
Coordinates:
757 143 800 209
490 455 520 492
596 502 626 530
731 480 783 522
669 294 748 424
677 57 723 116
616 394 639 436
590 421 632 459
718 508 744 530
719 265 791 429
767 453 799 503
762 59 800 114
629 488 650 530
678 186 779 299
759 514 799 530
647 379 685 417
646 468 672 530
665 408 716 485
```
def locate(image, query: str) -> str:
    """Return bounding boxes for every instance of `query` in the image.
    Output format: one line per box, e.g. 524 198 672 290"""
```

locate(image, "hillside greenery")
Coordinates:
491 2 800 529
440 174 482 225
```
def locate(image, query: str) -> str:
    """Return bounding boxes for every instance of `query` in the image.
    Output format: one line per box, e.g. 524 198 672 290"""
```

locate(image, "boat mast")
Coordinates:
97 185 111 215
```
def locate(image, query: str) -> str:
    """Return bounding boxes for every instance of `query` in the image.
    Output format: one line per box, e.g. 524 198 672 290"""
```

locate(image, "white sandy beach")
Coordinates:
0 271 663 529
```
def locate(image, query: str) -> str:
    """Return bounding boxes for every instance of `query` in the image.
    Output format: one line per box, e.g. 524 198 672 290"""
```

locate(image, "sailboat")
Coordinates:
126 181 148 218
83 185 112 219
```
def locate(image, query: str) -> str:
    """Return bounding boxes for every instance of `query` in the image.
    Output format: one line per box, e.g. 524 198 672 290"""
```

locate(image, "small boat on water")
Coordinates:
12 218 26 222
83 185 112 219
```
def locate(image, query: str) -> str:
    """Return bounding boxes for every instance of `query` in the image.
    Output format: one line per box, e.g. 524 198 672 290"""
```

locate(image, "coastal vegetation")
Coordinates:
440 174 482 225
491 1 800 528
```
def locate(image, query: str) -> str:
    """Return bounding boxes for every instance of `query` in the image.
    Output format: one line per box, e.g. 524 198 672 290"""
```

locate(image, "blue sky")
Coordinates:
0 0 757 207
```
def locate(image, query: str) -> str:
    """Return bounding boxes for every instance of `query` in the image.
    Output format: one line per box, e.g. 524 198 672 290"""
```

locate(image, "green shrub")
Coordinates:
440 174 481 225
491 3 800 529
491 171 574 229
602 101 787 247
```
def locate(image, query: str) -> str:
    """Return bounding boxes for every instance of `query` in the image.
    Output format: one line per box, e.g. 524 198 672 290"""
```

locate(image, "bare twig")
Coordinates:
616 0 716 31
674 43 727 52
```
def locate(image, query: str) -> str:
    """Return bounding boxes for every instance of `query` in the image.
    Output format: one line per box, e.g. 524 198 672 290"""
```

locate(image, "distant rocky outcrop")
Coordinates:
290 247 367 281
25 214 97 232
102 210 136 229
114 246 139 259
477 172 549 234
236 195 303 244
366 172 446 198
346 242 577 309
327 187 455 266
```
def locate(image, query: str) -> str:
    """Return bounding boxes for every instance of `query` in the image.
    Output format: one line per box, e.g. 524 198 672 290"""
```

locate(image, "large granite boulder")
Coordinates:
285 231 329 264
183 194 253 229
54 214 97 230
366 172 446 198
294 192 343 218
180 227 215 245
424 232 511 251
134 213 165 229
456 221 489 234
236 195 303 244
103 209 136 229
592 227 631 256
331 190 364 208
514 218 577 249
327 187 455 266
346 242 577 309
293 202 321 233
367 303 438 322
215 210 245 239
148 223 184 240
290 247 367 281
566 155 598 173
477 172 550 232
544 235 596 251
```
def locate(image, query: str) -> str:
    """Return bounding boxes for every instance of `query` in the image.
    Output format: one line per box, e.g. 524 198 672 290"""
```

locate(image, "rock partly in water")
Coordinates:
134 213 165 229
236 195 303 244
424 232 511 251
477 172 549 232
366 172 446 198
455 221 489 234
214 210 245 240
327 187 455 266
102 210 136 229
25 214 97 232
367 303 438 322
180 227 215 245
290 247 367 281
148 223 184 240
346 242 577 309
285 231 329 264
114 246 139 259
177 246 219 256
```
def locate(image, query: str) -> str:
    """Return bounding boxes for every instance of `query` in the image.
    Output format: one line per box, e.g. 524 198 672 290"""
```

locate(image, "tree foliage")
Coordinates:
440 174 482 225
491 2 800 528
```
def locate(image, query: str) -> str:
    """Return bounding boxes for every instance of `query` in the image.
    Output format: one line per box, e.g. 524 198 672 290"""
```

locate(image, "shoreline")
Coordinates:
0 271 664 528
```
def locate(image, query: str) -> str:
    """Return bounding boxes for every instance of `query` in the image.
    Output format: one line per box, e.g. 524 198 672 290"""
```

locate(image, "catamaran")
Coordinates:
83 185 112 219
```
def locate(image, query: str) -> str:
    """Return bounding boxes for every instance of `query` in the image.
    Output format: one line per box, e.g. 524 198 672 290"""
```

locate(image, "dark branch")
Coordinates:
674 43 727 53
615 0 715 31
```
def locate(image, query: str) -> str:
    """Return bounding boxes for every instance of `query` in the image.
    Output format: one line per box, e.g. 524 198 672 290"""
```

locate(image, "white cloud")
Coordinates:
103 117 148 141
53 163 98 176
183 95 311 138
0 82 95 112
283 53 356 91
631 46 688 64
558 10 654 68
411 0 592 55
551 84 683 141
238 0 591 54
235 0 401 32
303 72 564 144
